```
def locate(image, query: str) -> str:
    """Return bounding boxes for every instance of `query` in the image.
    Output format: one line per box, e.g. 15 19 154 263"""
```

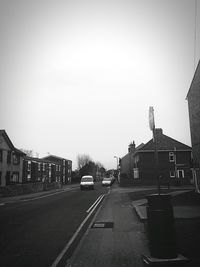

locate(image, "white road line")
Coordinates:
86 194 103 213
50 194 105 267
0 203 5 206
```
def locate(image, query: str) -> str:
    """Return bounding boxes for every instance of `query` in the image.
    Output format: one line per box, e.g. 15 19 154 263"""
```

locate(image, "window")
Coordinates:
11 172 19 183
169 152 175 162
43 163 45 171
28 161 31 171
0 150 2 162
170 171 175 178
0 171 2 185
38 163 41 171
177 170 184 178
13 153 19 165
49 164 51 178
27 173 31 181
7 151 11 164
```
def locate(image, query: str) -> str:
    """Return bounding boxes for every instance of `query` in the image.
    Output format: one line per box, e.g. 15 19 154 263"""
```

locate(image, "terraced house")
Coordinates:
0 130 26 186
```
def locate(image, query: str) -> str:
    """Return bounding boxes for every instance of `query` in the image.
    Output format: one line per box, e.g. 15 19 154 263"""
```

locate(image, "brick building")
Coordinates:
186 60 200 185
42 155 72 184
0 130 26 186
22 157 62 184
120 129 192 186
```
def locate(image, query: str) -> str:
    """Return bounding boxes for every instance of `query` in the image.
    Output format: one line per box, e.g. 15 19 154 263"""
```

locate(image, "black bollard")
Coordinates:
146 194 177 259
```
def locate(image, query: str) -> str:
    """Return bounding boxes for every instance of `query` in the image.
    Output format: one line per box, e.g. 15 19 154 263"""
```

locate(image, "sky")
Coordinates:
0 0 200 170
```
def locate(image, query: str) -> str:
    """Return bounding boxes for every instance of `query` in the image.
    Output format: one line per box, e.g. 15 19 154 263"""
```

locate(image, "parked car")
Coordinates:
80 175 94 190
102 177 112 186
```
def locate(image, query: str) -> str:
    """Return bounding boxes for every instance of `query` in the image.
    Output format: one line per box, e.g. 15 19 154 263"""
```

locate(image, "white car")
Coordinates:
80 175 94 190
102 177 112 186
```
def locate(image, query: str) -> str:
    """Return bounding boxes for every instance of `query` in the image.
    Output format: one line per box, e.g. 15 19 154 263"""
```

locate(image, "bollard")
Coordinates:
146 194 177 259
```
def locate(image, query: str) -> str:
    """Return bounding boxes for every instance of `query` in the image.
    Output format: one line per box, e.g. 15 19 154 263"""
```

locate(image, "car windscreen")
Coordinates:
103 178 111 181
81 177 93 182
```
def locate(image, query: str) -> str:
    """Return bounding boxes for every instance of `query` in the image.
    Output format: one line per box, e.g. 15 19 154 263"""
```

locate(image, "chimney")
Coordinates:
154 128 163 139
128 141 136 153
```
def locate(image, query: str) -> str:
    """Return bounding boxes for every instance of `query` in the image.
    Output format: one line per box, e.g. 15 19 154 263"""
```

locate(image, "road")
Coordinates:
0 182 109 267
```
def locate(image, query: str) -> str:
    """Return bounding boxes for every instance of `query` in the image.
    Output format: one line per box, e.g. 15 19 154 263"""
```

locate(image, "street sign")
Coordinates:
149 106 155 131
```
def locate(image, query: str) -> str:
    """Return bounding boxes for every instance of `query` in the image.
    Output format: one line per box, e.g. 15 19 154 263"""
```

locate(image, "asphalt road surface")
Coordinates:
0 182 109 267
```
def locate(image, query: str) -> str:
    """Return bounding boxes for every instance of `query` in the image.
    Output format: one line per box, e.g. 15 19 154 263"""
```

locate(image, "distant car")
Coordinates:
80 175 94 190
102 177 112 186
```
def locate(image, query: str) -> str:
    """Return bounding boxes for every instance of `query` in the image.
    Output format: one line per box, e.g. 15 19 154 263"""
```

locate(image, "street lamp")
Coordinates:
114 156 118 171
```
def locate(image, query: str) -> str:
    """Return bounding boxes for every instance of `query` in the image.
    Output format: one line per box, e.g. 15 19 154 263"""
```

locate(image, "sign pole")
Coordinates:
149 106 160 195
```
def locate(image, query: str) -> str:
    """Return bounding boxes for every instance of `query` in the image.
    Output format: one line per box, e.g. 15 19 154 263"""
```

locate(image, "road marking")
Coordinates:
86 194 104 213
0 203 5 206
50 194 105 267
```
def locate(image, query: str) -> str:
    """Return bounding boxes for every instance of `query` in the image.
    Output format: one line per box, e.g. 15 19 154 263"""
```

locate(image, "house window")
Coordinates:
28 161 31 171
177 170 184 178
7 151 11 164
0 150 2 162
38 163 41 171
169 152 175 162
170 171 175 178
27 173 31 181
133 168 139 179
13 153 20 165
11 172 19 183
49 164 51 178
43 163 45 171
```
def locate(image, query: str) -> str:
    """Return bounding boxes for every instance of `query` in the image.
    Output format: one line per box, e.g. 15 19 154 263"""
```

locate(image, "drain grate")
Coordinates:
91 221 114 229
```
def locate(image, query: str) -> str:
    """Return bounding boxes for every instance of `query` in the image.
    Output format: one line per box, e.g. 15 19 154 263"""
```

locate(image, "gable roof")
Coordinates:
138 132 191 151
0 129 26 155
186 59 200 99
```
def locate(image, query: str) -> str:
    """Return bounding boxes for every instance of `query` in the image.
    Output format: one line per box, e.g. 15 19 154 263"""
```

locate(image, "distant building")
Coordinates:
42 155 72 184
0 130 26 186
186 60 200 184
22 156 62 184
120 129 192 186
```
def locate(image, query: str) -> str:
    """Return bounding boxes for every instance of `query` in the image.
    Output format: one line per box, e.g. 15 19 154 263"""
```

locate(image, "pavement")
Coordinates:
66 183 200 267
0 183 80 205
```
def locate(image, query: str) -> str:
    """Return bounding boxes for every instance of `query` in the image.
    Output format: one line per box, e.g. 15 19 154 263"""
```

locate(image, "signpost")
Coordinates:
149 106 160 194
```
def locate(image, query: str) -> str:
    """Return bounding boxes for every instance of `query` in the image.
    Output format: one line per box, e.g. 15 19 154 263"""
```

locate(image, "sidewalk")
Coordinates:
0 183 80 205
66 184 200 267
66 184 150 267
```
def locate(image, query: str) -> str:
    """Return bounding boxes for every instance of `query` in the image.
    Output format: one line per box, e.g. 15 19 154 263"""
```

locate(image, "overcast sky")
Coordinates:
0 0 199 170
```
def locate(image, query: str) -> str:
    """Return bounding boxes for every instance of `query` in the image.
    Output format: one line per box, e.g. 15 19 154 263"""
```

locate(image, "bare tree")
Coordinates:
20 149 39 158
77 154 92 170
